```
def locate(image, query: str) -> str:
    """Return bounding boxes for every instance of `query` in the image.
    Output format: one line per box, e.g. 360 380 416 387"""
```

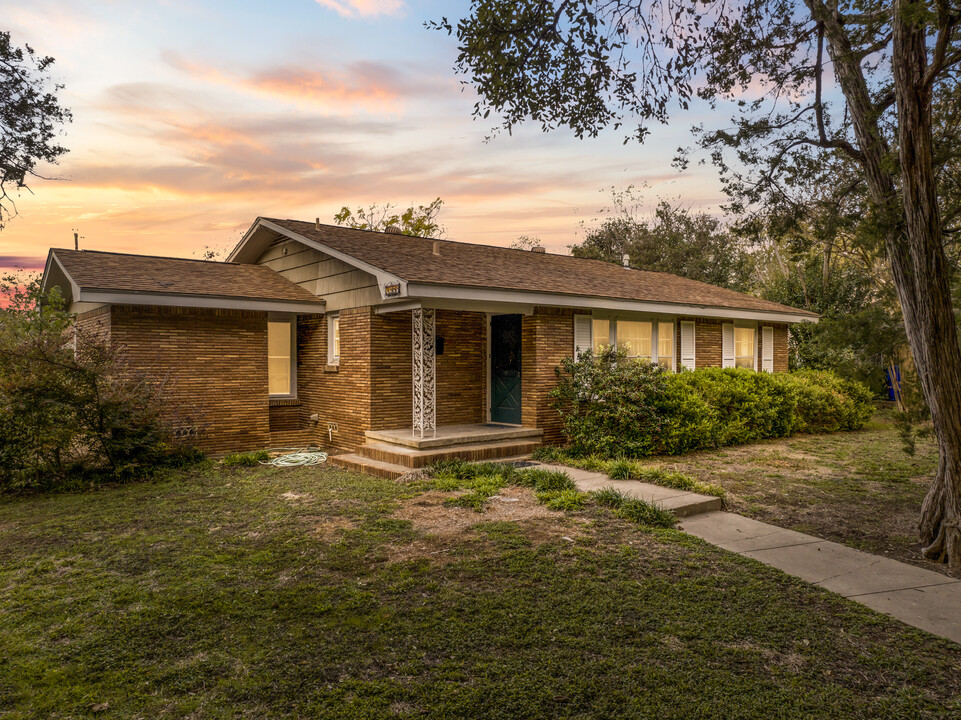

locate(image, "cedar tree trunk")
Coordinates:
892 0 961 569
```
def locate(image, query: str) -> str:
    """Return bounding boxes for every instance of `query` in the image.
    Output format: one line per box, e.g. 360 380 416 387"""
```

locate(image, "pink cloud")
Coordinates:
162 52 446 113
314 0 405 18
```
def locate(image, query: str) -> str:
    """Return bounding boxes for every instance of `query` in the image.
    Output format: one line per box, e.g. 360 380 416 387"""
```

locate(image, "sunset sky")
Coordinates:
4 0 728 276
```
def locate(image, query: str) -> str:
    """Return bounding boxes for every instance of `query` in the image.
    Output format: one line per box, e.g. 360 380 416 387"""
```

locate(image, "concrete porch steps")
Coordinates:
357 438 542 469
330 453 409 480
365 425 542 450
331 423 544 478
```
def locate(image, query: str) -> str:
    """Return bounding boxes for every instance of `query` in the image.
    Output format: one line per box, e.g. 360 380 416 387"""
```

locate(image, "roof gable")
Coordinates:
234 218 816 320
43 248 326 313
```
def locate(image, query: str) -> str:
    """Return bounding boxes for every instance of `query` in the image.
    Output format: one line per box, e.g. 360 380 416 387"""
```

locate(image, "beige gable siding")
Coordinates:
256 238 380 310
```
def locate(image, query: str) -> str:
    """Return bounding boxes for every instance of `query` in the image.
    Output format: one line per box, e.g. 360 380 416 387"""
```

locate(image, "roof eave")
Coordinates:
404 282 818 324
76 288 326 315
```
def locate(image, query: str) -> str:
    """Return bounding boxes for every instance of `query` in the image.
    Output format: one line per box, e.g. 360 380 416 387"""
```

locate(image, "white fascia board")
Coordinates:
375 300 422 314
40 251 81 303
77 290 327 315
251 219 407 301
226 217 267 263
405 283 819 324
374 297 536 315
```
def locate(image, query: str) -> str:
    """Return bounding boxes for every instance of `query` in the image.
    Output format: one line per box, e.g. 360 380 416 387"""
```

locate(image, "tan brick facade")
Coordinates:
85 301 794 455
692 317 724 368
521 307 576 444
293 308 488 452
773 323 789 372
108 305 272 453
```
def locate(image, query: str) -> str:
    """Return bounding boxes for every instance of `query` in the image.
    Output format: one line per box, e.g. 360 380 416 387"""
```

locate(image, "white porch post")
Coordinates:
412 308 436 438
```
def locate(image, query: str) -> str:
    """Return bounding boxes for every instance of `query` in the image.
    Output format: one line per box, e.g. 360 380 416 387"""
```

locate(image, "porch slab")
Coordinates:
365 424 543 450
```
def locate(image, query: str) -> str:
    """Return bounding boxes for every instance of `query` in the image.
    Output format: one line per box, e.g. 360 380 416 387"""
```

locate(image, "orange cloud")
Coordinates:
245 66 399 110
163 52 437 113
314 0 405 18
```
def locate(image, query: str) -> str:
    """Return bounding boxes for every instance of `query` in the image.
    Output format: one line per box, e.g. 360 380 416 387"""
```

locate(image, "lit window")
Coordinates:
268 320 295 396
592 318 610 352
658 322 674 368
618 320 652 361
735 326 755 369
328 313 340 365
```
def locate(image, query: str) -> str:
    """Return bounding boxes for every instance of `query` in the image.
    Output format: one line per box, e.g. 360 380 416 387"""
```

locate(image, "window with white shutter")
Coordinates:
722 323 735 368
680 321 695 370
761 326 774 372
573 315 592 360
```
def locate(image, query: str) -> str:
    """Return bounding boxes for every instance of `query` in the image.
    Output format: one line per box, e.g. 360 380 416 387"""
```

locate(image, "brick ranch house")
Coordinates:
41 218 817 477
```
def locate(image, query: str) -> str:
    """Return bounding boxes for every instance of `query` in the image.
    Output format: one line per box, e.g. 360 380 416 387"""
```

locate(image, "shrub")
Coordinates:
515 468 576 492
673 368 796 446
537 489 589 510
616 498 675 528
221 450 270 467
591 486 628 509
772 370 875 434
551 348 873 458
0 277 195 492
550 346 675 457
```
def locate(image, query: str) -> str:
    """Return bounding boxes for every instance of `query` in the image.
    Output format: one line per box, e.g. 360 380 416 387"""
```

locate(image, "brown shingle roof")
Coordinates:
50 248 324 306
265 219 816 318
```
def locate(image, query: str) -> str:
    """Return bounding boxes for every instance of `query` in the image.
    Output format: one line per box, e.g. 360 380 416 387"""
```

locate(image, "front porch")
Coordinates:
330 423 543 479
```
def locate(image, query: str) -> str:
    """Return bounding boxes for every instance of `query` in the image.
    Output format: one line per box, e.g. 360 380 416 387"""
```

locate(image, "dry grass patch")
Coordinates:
388 487 586 564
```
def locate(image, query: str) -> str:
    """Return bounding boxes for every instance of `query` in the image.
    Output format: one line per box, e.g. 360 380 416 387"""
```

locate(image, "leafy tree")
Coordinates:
0 32 71 230
434 1 961 568
0 275 184 490
573 196 755 291
334 197 446 237
757 242 904 392
511 234 543 250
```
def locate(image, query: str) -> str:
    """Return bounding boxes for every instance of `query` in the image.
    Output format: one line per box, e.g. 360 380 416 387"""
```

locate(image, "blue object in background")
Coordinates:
885 365 901 401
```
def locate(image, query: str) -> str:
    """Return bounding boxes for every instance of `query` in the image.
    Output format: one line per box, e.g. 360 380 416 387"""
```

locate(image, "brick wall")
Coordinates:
298 307 372 451
692 317 723 368
75 305 111 343
773 323 789 372
367 309 487 430
85 301 796 456
521 307 576 444
109 305 271 453
436 311 487 425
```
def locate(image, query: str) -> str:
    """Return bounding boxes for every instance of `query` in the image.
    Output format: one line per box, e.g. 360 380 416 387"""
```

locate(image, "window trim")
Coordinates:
576 313 677 371
327 312 341 366
733 322 758 371
268 315 297 399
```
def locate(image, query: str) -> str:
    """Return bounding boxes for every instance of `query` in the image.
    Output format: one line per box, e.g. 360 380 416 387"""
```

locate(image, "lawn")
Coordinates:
2 460 960 719
642 410 942 573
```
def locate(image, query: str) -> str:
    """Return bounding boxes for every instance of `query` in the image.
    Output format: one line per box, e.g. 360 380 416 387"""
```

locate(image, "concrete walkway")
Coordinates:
681 511 961 645
533 463 723 517
534 461 961 644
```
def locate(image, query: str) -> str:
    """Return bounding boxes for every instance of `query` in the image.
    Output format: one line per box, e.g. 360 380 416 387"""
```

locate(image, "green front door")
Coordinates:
490 314 522 424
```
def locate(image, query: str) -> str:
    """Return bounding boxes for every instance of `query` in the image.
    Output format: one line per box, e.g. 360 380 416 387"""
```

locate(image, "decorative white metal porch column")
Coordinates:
411 308 436 438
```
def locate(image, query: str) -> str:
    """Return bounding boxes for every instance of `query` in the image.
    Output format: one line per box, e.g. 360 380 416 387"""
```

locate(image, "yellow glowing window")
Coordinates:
735 326 755 369
328 314 340 364
618 320 652 361
268 320 294 396
592 318 610 352
658 322 673 368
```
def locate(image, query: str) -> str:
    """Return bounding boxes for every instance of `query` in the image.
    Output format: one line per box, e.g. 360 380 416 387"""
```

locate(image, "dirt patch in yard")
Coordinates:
388 487 585 563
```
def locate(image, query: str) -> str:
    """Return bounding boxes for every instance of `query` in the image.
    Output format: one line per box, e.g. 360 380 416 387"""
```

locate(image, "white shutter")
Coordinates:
573 315 592 360
761 326 774 372
722 323 735 368
680 321 696 370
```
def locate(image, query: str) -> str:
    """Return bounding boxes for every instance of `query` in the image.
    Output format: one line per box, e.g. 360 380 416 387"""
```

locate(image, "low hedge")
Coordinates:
551 347 874 458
